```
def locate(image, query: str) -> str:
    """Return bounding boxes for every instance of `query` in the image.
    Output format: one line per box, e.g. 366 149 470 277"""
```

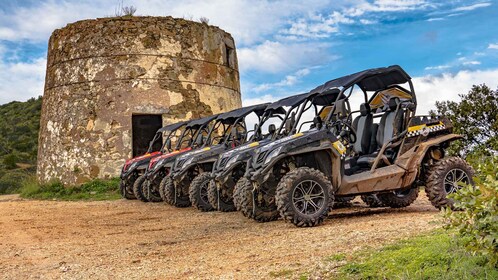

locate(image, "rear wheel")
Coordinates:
360 194 384 208
133 175 148 202
208 180 236 212
189 173 215 212
425 156 474 209
162 176 191 207
120 178 136 200
276 167 333 227
377 187 419 208
238 178 280 222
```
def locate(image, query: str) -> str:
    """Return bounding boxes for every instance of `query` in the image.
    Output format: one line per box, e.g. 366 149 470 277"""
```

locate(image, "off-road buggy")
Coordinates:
119 120 189 200
210 93 311 212
239 65 473 227
165 104 268 210
135 114 219 202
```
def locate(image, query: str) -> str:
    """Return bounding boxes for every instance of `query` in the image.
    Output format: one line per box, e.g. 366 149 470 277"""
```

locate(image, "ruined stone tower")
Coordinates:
37 16 241 185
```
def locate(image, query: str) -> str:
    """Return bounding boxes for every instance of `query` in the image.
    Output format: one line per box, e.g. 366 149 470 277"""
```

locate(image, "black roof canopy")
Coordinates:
310 65 411 94
186 114 219 128
217 103 269 122
157 120 189 133
265 92 318 111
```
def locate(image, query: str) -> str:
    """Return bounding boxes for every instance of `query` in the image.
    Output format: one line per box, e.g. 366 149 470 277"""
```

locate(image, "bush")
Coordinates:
0 170 30 194
20 177 121 201
445 156 498 267
2 154 19 169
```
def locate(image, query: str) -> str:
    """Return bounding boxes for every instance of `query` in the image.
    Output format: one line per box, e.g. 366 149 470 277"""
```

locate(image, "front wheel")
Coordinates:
133 175 148 202
425 156 474 209
276 167 333 227
142 179 163 202
161 176 191 207
189 173 215 212
377 187 419 208
237 178 280 222
208 180 236 212
120 179 136 200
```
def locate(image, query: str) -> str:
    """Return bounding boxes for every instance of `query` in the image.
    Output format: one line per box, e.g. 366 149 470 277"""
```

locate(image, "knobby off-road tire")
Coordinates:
377 187 419 208
233 177 246 211
276 167 333 227
237 177 280 222
208 180 236 212
132 175 148 202
159 175 168 202
189 173 215 212
142 179 163 203
162 176 191 207
360 194 384 207
425 156 474 210
120 179 136 200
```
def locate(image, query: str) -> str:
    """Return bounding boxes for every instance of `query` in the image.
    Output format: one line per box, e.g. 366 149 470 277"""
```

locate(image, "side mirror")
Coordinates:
313 116 323 129
268 124 276 135
165 138 172 151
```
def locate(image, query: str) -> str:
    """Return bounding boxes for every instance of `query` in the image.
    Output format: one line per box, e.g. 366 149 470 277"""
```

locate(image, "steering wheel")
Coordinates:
336 119 357 145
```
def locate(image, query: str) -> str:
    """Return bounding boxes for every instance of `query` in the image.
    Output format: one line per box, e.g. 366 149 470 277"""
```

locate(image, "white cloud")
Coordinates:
424 65 450 70
359 19 377 24
253 68 312 92
238 40 336 73
242 94 280 107
463 60 481 65
0 57 46 104
347 0 431 17
452 2 491 12
427 17 444 22
488 43 498 50
413 69 498 114
0 0 330 46
281 11 354 38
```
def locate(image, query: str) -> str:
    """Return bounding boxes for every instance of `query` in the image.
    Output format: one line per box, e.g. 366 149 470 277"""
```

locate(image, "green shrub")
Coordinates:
2 154 19 169
0 170 30 194
445 156 498 267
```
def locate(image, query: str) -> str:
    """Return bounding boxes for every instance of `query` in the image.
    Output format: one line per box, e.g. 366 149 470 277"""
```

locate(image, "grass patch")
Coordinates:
20 177 121 201
331 231 497 280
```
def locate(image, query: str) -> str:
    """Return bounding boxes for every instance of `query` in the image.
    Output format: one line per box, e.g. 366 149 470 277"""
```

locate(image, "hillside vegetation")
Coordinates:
0 97 42 194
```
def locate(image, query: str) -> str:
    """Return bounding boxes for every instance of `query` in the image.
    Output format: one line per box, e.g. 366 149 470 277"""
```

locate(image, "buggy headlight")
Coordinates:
264 146 283 164
154 159 165 170
226 155 239 168
129 162 138 170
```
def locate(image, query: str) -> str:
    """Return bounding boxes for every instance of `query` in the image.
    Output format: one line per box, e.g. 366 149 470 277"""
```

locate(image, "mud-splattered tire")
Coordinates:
377 187 419 208
142 180 163 203
233 178 245 211
162 176 191 208
360 194 384 208
120 180 136 200
276 167 333 227
208 180 236 212
132 175 148 202
238 177 280 222
425 156 474 209
189 173 215 212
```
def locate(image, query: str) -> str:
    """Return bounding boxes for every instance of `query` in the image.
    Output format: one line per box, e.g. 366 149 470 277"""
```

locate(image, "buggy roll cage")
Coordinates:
145 121 189 154
200 104 269 147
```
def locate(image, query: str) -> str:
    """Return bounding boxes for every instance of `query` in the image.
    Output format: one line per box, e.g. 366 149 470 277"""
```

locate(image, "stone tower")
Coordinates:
37 16 241 185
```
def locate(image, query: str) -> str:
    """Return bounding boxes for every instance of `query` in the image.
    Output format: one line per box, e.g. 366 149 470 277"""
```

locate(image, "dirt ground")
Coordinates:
0 193 441 279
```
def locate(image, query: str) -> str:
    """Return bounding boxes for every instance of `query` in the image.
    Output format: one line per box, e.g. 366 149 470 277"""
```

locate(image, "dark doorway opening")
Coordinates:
132 114 163 157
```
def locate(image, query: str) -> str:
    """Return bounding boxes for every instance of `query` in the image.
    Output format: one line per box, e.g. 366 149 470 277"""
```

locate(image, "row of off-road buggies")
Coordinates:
120 65 474 227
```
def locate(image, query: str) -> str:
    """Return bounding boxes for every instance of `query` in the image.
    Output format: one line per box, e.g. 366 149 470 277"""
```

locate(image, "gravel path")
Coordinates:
0 193 440 279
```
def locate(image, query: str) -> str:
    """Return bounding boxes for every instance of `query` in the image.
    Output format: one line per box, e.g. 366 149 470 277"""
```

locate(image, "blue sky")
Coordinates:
1 0 497 113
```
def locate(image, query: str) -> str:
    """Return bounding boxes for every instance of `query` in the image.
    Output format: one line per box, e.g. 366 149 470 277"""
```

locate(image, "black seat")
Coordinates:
352 103 373 155
357 98 404 166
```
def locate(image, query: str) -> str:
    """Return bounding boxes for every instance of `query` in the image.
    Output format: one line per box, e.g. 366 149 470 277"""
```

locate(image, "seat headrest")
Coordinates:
360 103 370 116
388 97 400 111
335 99 348 119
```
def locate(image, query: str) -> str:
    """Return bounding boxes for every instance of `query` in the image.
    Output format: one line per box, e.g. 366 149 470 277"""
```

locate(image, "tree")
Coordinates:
432 84 498 156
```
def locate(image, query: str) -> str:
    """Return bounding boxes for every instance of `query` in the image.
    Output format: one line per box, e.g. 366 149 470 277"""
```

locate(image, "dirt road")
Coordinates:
0 194 441 279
